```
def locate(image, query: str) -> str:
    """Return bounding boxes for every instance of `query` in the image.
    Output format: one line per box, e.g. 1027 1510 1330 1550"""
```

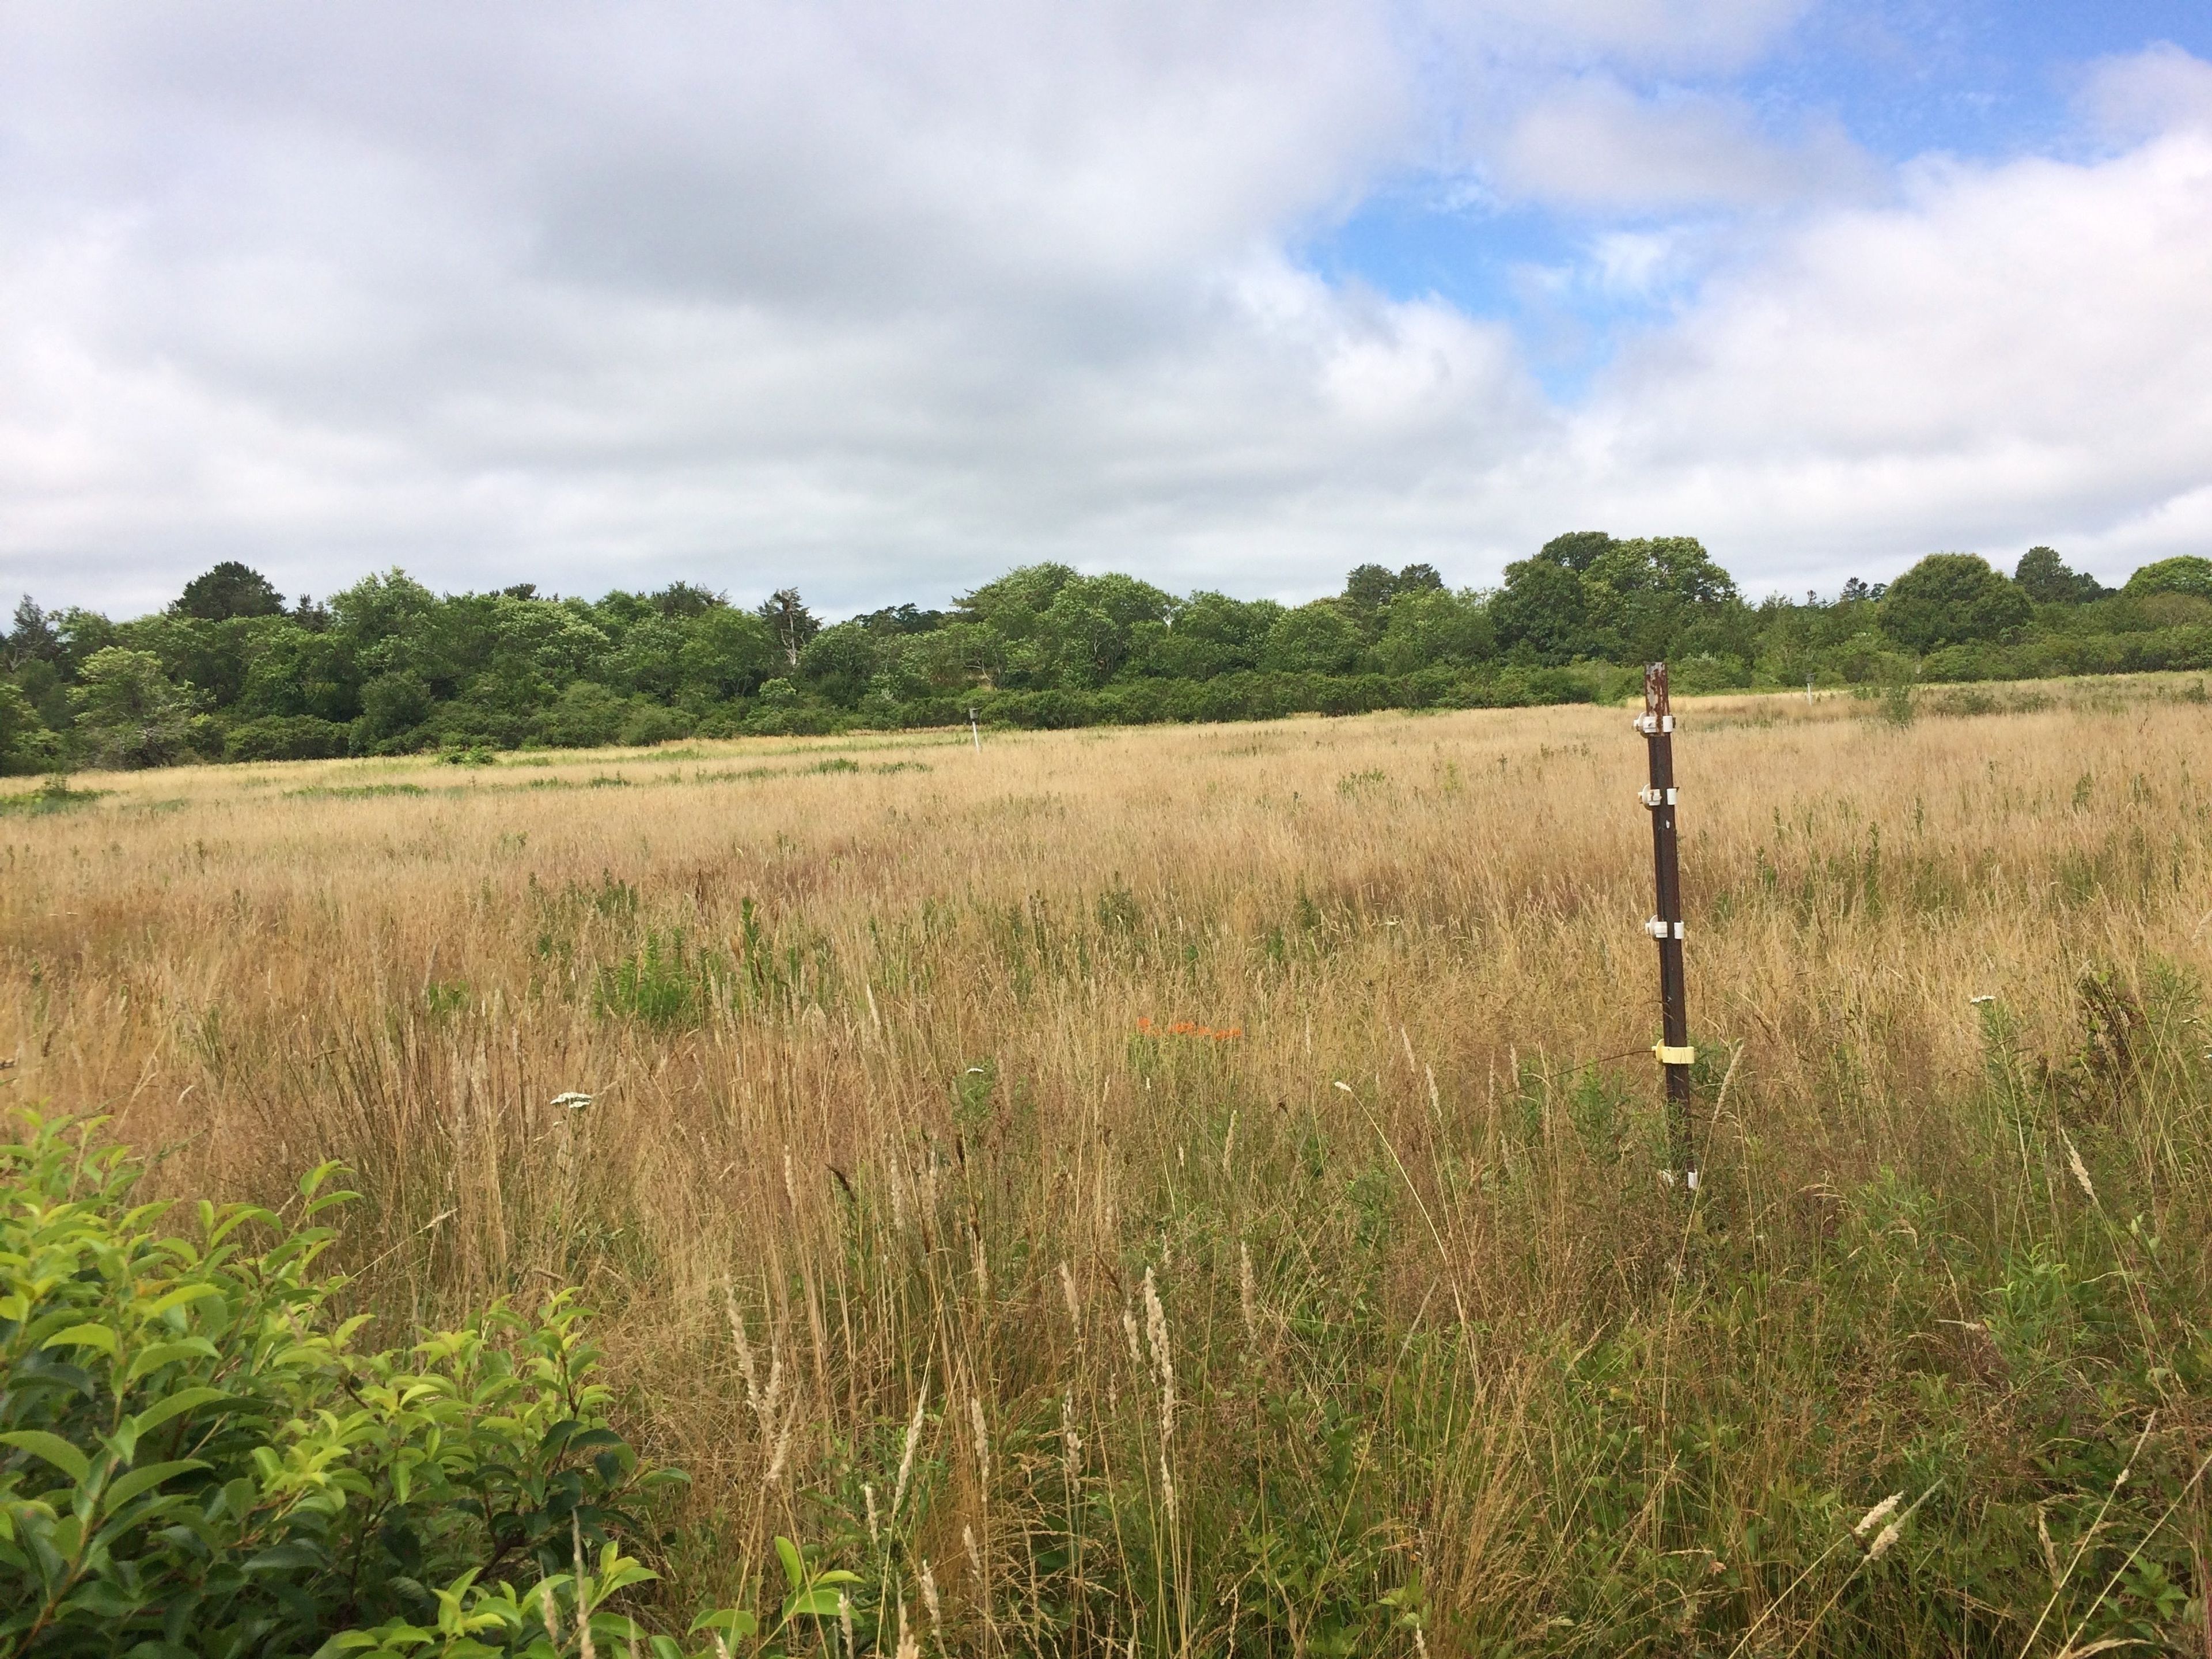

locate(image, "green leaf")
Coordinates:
60 1576 144 1618
593 1560 658 1598
300 1159 346 1198
131 1387 234 1437
126 1336 223 1382
774 1535 803 1593
246 1540 327 1573
147 1282 225 1318
782 1588 849 1620
105 1458 210 1510
42 1323 120 1359
0 1431 93 1484
688 1609 760 1637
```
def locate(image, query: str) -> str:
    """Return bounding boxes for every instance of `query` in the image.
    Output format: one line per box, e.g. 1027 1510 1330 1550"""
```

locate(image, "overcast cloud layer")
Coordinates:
2 1 2210 616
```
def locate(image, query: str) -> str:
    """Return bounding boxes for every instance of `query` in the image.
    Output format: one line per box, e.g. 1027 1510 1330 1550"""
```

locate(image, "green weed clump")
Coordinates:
0 1111 803 1658
593 931 726 1028
0 778 104 818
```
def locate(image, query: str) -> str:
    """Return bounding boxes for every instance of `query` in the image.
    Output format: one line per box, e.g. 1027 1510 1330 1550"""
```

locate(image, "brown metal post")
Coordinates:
1637 664 1696 1187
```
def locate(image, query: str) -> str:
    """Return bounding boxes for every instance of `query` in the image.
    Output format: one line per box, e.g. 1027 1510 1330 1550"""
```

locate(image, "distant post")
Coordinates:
1635 663 1697 1187
968 707 982 752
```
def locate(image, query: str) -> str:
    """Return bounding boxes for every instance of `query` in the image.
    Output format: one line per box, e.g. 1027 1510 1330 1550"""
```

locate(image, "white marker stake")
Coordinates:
968 708 982 752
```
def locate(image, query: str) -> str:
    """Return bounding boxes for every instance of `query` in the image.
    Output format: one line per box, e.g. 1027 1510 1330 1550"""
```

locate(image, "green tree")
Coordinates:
357 669 434 747
0 680 59 774
887 620 1001 695
535 679 630 746
1260 601 1362 673
605 612 690 701
53 608 118 676
234 626 361 722
171 560 285 621
1878 554 2032 652
470 597 611 713
952 563 1081 687
651 580 727 618
2123 555 2212 600
955 564 1076 633
679 607 782 700
1375 588 1495 674
855 602 945 635
1037 573 1175 687
2015 546 2105 604
328 570 441 670
756 588 820 668
1341 562 1399 619
1491 557 1588 663
1581 536 1740 660
68 648 201 769
1341 562 1446 638
797 620 884 707
1538 530 1615 572
1129 593 1279 680
3 596 60 670
113 611 286 711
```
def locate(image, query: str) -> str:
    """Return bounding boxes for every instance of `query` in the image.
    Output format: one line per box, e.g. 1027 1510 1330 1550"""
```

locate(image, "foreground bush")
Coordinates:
0 1112 794 1658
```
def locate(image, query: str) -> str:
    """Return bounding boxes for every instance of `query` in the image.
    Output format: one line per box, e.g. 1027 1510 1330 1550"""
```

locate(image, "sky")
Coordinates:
2 1 2210 619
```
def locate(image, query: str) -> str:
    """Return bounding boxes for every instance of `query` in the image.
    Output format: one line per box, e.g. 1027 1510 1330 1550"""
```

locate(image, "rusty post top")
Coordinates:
1643 661 1670 717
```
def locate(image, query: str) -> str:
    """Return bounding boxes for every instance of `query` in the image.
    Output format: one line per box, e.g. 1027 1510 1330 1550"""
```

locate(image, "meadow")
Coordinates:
5 675 2212 1656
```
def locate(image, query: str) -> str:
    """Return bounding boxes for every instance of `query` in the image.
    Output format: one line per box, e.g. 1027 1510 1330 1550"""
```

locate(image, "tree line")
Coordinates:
3 537 2209 771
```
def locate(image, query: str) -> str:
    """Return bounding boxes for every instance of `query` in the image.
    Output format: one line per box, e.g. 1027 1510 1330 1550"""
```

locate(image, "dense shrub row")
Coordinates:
2 538 2206 770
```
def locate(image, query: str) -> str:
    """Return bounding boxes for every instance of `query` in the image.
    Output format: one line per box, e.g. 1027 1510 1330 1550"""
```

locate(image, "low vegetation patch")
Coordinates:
0 1111 805 1657
8 699 2212 1652
0 778 104 817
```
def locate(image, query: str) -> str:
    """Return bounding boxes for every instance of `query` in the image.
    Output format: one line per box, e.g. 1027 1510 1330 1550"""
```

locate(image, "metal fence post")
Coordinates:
1635 662 1697 1188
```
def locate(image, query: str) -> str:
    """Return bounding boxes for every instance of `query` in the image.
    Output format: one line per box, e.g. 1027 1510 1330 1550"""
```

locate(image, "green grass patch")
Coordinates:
287 782 432 800
0 777 108 816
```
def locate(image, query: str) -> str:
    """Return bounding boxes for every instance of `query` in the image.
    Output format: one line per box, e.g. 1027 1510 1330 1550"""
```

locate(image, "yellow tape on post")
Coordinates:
1653 1043 1696 1066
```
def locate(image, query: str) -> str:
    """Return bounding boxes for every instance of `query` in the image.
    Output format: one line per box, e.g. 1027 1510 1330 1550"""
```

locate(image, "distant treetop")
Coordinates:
2123 556 2212 600
172 561 285 622
2014 546 2106 604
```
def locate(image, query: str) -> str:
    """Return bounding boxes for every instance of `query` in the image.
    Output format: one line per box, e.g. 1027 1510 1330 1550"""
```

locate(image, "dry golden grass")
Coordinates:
6 675 2212 1654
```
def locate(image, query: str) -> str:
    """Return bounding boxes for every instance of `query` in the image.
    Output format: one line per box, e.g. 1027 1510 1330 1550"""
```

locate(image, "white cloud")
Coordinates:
0 13 2207 616
1418 0 1816 75
1560 102 2212 589
2078 40 2212 142
1587 227 1693 294
1491 78 1872 210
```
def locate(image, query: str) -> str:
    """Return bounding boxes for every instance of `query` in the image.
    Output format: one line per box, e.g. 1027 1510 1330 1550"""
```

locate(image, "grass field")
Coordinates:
6 675 2212 1655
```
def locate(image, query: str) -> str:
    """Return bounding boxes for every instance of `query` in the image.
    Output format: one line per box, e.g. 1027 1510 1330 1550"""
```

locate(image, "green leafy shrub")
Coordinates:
224 716 353 763
66 649 203 771
0 684 61 777
0 1111 767 1658
593 931 724 1027
0 778 105 819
